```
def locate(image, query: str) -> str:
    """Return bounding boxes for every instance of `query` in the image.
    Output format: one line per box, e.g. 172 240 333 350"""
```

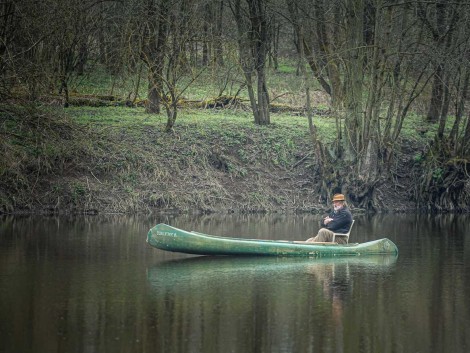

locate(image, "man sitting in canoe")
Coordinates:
306 193 353 244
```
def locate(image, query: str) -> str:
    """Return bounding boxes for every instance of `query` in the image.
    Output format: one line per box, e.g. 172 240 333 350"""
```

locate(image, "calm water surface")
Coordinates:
1 213 469 353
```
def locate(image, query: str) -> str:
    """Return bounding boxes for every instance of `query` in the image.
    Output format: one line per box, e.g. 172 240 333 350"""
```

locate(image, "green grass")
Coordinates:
62 61 464 150
72 60 316 107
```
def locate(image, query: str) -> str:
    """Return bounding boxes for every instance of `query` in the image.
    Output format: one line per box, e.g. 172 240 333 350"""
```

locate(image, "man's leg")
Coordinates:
305 228 335 242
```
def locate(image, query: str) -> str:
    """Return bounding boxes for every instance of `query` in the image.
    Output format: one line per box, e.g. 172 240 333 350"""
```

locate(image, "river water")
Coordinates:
1 213 469 353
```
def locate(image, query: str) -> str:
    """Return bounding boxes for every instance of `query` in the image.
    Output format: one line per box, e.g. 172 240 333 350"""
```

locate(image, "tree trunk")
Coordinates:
298 21 323 169
244 71 259 122
270 23 280 70
419 0 459 124
143 0 169 114
232 0 270 125
450 69 469 146
251 0 270 125
462 112 470 155
359 2 382 182
164 104 178 132
60 75 69 108
426 65 444 123
202 3 211 66
256 71 270 125
147 73 160 114
76 42 88 76
437 74 451 139
343 0 364 162
314 0 339 101
214 0 224 67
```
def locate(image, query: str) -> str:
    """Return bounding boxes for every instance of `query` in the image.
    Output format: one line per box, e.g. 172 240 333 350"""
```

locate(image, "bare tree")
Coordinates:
285 0 449 208
417 0 462 124
414 0 470 211
139 0 208 130
1 0 118 103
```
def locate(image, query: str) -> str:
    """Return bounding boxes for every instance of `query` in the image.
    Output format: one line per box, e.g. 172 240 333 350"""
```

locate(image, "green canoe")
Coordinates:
147 223 399 257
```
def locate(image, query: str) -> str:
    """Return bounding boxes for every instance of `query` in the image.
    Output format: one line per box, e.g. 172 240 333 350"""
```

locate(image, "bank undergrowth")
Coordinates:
0 103 319 214
0 100 465 214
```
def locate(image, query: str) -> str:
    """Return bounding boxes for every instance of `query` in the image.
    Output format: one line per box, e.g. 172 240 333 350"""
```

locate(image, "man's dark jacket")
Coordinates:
321 207 353 233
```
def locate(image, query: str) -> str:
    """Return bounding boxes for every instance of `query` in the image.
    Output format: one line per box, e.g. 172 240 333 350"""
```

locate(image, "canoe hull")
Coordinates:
147 223 399 257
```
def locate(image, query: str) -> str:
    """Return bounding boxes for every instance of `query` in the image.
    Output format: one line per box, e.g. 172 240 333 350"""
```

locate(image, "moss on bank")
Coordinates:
0 103 433 214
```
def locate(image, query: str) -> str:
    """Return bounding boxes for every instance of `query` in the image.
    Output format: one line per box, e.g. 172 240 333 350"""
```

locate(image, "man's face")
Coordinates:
333 200 343 209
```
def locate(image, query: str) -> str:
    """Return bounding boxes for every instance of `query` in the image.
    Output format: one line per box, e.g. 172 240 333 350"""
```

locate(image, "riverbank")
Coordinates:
0 103 439 215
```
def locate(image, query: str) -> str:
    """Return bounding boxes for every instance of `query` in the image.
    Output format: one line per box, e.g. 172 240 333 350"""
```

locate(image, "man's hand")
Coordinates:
324 216 333 224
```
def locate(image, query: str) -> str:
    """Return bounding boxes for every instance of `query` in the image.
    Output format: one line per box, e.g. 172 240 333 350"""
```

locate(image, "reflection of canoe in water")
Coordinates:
147 255 398 290
147 223 399 257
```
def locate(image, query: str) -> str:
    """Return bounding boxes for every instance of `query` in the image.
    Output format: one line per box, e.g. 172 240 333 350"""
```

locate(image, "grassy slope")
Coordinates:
0 64 444 214
0 101 437 214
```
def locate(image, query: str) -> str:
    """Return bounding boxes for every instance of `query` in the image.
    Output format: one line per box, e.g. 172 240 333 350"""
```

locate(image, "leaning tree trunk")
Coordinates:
243 70 259 122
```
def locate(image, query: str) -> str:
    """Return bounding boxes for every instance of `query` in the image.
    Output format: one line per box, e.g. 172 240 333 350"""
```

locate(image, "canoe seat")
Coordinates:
332 220 355 244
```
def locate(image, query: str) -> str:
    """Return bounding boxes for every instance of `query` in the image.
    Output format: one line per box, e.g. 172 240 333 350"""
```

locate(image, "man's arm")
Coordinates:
326 211 351 232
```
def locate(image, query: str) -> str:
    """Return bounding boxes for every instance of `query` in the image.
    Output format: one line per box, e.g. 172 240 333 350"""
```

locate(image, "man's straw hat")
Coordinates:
332 194 345 202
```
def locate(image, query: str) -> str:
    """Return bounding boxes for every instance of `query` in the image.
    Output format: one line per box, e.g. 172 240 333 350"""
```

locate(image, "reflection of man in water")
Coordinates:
329 268 350 326
308 262 351 349
306 194 353 244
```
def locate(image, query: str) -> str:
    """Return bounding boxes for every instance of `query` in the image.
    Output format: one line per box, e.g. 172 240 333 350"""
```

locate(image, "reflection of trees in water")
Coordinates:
362 213 470 238
146 256 395 352
0 214 163 261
